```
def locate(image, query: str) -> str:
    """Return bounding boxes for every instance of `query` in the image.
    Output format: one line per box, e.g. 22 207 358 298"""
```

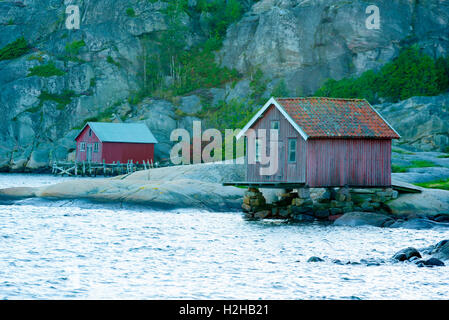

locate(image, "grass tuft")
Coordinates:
415 178 449 191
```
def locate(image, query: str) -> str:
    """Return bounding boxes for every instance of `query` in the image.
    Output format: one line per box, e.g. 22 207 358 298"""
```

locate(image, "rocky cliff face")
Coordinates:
376 93 449 152
0 0 448 171
219 0 449 94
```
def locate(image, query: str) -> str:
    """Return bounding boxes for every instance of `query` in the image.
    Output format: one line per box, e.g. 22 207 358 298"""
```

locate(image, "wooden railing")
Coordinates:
51 159 158 177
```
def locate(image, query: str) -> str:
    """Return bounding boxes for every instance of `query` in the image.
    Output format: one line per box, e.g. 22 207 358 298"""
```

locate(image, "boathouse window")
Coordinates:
80 142 86 152
88 129 92 137
270 121 280 130
255 139 261 162
288 138 297 163
94 143 99 153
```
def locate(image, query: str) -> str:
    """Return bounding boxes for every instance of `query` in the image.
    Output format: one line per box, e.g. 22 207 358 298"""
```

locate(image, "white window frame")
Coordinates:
271 120 280 130
255 139 262 163
288 138 297 163
94 142 99 153
80 142 86 152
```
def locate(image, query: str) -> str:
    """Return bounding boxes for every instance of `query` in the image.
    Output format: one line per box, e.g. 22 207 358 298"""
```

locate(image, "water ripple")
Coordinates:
0 174 448 299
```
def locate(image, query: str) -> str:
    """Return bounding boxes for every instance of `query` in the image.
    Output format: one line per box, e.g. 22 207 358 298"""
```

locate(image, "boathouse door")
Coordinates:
86 144 93 162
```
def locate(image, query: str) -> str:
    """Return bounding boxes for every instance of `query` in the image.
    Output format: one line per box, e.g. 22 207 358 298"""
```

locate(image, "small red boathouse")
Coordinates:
237 97 400 187
75 122 158 164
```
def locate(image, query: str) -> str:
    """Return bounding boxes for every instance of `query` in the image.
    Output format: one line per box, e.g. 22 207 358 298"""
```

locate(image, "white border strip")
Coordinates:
365 99 401 139
236 97 309 141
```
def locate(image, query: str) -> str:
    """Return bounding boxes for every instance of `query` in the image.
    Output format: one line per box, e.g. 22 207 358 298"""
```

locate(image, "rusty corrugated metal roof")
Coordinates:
275 97 400 139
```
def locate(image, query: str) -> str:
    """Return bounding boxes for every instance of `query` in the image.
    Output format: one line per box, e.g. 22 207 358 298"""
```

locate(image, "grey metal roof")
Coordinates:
79 122 158 144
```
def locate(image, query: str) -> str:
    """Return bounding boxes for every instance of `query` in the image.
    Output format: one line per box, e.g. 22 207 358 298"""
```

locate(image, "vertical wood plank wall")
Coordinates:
75 126 102 163
306 138 392 187
102 143 155 164
246 105 307 183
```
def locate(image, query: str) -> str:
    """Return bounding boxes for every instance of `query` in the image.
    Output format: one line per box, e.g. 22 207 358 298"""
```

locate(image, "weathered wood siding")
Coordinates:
102 142 155 164
246 105 307 182
306 138 392 187
75 124 155 164
75 125 102 163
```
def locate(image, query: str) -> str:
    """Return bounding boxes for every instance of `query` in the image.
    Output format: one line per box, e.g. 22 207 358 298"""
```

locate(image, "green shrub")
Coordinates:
65 40 86 57
28 62 65 77
172 46 240 95
24 106 42 114
38 90 77 110
126 7 136 17
107 56 120 67
272 79 289 97
82 106 116 124
134 0 247 101
197 0 243 39
250 68 268 105
206 99 255 132
378 46 439 101
436 56 449 92
315 46 449 103
0 37 29 61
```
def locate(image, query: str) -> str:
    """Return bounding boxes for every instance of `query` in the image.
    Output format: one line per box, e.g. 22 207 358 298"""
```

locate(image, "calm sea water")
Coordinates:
0 174 448 299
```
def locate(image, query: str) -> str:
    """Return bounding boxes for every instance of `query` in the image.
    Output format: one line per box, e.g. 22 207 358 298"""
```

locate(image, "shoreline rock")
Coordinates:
0 162 246 212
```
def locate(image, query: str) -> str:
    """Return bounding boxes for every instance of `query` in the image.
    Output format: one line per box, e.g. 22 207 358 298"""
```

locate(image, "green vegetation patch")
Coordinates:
126 7 136 17
315 45 449 104
409 160 440 168
392 160 441 173
196 0 243 39
392 165 409 173
205 99 255 133
107 56 120 67
250 68 268 105
173 47 240 96
415 178 449 191
437 154 449 159
133 0 246 102
28 62 66 77
65 40 86 57
38 90 78 110
81 106 116 123
0 37 29 61
392 148 415 155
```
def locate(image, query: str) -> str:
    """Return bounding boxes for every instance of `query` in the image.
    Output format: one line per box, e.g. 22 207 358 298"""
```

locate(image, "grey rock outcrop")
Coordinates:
375 94 449 152
333 211 393 227
431 240 449 261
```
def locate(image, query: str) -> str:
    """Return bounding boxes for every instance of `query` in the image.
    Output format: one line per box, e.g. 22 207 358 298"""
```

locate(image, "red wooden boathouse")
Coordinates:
237 97 400 187
75 122 158 164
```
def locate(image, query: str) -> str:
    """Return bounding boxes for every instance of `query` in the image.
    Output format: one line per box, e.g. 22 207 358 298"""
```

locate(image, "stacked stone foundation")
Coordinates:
242 186 398 221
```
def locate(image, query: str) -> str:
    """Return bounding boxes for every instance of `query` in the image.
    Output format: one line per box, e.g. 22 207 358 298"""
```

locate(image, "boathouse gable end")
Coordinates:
74 122 158 164
75 124 102 163
240 97 400 188
245 104 307 183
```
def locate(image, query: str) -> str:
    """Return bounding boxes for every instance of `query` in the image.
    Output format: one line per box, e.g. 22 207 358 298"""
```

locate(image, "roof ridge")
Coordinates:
275 96 367 101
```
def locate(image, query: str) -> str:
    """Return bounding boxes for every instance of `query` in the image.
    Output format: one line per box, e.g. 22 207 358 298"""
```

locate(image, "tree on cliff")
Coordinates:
315 45 449 103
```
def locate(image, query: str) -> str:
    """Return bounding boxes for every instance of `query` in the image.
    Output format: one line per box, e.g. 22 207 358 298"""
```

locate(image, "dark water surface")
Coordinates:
0 174 448 299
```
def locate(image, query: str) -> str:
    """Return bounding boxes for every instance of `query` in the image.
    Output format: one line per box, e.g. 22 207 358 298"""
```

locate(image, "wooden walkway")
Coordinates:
52 160 157 177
